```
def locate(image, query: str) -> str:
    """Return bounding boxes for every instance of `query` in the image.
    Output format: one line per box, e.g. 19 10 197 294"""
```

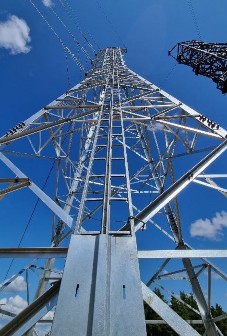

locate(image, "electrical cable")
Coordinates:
159 62 178 86
3 160 56 282
64 52 72 90
49 4 92 62
59 0 100 52
95 0 126 48
187 0 202 40
28 0 85 72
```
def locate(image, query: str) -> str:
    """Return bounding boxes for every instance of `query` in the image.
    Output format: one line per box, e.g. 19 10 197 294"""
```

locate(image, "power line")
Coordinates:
28 0 85 72
95 0 126 48
3 160 56 282
59 0 100 52
187 0 202 40
160 62 178 87
64 52 72 90
49 4 92 62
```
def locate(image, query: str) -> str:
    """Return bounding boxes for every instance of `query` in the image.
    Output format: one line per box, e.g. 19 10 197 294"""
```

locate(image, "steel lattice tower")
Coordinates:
0 48 227 335
169 41 227 93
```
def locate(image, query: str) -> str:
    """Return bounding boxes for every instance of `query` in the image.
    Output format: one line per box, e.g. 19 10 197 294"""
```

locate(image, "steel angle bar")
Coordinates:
75 87 107 233
213 314 227 323
0 262 38 294
198 174 227 178
121 139 227 231
0 109 100 146
185 243 227 282
0 181 30 198
0 153 73 228
155 119 222 139
149 104 183 119
101 89 113 234
146 319 204 325
128 69 227 139
146 258 171 286
0 308 16 318
0 247 67 258
204 177 227 197
193 178 227 194
141 282 201 336
119 89 158 105
0 281 60 336
123 104 177 109
0 178 29 183
44 104 101 110
23 82 83 125
158 264 204 279
120 109 151 119
138 250 227 259
117 79 134 233
153 282 201 316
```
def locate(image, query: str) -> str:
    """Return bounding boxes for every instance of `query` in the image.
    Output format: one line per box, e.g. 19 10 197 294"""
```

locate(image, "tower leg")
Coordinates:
51 234 146 336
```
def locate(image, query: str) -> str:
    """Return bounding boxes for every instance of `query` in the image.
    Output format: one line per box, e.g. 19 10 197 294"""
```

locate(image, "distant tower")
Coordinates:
0 48 227 336
169 40 227 93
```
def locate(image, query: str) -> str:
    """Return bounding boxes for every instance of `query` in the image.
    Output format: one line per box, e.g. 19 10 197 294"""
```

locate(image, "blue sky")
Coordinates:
0 0 227 330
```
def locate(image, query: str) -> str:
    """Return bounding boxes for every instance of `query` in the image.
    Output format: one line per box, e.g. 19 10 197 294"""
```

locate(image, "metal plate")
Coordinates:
51 234 146 336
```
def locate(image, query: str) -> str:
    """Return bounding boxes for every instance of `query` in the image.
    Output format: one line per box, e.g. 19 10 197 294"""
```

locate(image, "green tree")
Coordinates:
211 304 227 333
170 292 204 334
144 289 227 335
144 288 176 335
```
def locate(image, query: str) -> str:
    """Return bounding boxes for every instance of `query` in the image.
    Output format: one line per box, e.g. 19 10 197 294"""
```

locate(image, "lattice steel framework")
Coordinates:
169 41 227 93
0 48 227 335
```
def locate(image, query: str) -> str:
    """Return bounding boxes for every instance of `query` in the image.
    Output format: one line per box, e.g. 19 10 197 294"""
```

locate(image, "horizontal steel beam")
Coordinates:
0 178 29 183
0 308 16 318
138 250 227 259
146 320 203 325
145 314 227 325
44 104 101 110
0 181 30 197
0 248 68 258
0 109 99 146
0 153 73 228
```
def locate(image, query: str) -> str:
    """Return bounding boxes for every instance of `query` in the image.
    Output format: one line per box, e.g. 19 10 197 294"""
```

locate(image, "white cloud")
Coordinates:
1 276 26 293
0 15 31 55
0 295 27 315
0 295 28 329
42 0 53 7
0 296 54 334
190 211 227 240
41 310 54 320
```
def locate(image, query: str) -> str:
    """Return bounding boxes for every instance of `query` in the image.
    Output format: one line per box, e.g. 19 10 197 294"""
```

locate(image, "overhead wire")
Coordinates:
49 4 92 63
187 0 202 40
164 1 202 87
162 1 202 87
58 0 100 52
159 62 178 87
28 0 85 72
3 160 56 282
64 52 72 90
95 0 126 48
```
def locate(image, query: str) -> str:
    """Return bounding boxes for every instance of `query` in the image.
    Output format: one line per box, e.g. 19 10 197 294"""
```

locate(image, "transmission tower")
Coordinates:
169 40 227 93
0 48 227 336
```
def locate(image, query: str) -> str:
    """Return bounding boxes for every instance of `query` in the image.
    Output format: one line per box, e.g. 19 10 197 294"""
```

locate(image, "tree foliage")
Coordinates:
144 288 227 335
